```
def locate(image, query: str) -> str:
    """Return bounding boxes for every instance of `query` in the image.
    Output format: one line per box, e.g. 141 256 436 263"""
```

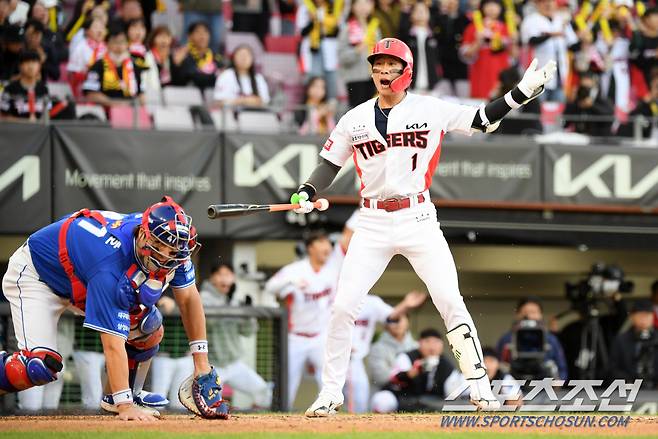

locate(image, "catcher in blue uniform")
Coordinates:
0 196 228 420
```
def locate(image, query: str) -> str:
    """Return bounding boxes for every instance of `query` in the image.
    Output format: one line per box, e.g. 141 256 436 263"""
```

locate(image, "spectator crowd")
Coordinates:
2 0 658 136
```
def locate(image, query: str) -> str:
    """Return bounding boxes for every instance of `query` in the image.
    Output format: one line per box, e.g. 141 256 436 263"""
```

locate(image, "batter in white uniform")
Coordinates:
346 291 426 413
264 231 347 410
290 38 557 416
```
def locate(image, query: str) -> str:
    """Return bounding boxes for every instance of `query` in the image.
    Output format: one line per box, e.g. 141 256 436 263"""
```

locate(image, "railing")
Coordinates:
18 95 658 146
0 303 288 413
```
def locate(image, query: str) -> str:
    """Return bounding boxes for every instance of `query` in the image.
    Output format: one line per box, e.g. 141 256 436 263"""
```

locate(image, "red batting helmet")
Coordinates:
367 38 414 93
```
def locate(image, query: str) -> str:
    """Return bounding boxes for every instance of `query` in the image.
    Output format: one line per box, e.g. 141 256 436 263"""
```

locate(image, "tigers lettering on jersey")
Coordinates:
304 287 332 302
354 130 430 160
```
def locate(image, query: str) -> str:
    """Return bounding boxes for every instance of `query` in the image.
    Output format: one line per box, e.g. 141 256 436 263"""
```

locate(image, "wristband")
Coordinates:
113 388 133 405
189 339 209 354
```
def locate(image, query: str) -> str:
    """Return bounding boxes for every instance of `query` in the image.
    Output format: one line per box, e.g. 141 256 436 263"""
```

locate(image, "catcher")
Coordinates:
0 197 228 420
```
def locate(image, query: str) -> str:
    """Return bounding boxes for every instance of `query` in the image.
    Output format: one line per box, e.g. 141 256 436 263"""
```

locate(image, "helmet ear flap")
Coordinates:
390 65 413 93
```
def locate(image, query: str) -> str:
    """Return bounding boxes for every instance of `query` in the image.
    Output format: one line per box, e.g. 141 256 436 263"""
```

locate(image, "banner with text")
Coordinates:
544 144 658 207
225 134 542 200
0 124 51 233
222 134 542 238
52 126 223 236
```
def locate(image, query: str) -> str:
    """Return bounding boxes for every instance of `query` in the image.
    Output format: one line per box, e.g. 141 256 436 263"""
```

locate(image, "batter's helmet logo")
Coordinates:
367 38 414 92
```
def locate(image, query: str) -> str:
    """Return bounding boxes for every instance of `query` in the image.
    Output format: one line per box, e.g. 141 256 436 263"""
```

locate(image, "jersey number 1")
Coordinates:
411 153 418 171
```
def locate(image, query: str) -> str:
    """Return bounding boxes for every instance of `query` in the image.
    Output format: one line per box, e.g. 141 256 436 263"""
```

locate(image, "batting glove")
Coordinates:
517 58 557 99
290 191 314 214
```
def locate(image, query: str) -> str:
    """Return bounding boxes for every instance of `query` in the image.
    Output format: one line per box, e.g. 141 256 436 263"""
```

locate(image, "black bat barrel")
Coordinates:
207 204 269 219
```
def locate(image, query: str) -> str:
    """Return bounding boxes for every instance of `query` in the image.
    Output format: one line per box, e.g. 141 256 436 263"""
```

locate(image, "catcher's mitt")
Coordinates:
178 367 230 419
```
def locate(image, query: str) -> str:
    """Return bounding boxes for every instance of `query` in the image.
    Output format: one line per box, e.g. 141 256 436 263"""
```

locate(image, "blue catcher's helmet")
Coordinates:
135 196 199 275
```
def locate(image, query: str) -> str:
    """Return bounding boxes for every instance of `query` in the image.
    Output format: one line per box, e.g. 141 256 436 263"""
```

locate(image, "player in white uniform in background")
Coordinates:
264 229 350 410
289 38 557 415
346 291 427 413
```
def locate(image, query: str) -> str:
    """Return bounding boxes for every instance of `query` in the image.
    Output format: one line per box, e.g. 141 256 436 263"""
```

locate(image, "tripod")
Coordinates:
575 306 609 380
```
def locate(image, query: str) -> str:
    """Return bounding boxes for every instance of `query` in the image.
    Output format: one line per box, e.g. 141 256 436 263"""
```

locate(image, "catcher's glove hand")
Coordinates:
178 366 230 419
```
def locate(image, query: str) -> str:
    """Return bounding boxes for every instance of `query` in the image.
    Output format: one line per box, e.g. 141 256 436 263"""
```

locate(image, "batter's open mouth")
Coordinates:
380 79 391 87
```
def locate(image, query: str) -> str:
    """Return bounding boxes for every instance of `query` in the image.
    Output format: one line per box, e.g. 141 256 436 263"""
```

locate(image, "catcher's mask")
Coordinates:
134 196 200 276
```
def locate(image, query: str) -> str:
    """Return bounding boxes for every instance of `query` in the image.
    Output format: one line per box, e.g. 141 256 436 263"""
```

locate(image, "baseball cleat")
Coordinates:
305 396 343 417
134 390 169 409
470 398 501 411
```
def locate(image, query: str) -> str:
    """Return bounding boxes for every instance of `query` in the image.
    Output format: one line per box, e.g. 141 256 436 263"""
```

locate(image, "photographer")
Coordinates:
496 296 568 381
563 72 615 137
557 263 631 380
609 300 658 390
370 328 465 413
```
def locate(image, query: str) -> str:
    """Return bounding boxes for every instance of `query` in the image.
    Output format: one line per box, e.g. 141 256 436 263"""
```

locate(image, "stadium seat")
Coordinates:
264 35 300 54
75 104 107 121
540 101 566 128
47 82 74 101
153 106 195 130
162 86 204 106
237 110 281 133
260 53 301 86
225 31 264 60
210 109 239 131
109 105 153 129
203 87 215 104
144 86 163 106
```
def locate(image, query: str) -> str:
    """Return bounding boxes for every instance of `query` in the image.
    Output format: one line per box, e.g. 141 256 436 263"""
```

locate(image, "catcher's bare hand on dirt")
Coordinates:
117 404 158 422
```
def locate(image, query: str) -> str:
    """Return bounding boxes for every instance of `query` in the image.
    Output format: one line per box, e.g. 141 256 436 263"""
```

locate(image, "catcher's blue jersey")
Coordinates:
27 211 196 339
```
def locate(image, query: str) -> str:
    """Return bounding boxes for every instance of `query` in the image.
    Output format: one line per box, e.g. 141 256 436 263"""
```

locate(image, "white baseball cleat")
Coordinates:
470 397 501 411
304 396 343 417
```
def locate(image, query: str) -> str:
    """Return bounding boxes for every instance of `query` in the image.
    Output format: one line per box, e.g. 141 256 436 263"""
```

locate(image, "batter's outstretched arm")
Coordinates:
296 158 341 200
471 58 557 133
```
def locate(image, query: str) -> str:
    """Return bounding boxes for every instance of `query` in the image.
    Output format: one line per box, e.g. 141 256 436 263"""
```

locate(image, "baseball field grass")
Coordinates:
1 414 656 438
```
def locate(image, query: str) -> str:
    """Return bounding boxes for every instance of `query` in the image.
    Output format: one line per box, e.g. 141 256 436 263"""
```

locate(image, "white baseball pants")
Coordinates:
343 357 369 413
287 333 324 410
2 243 72 352
150 356 194 410
319 202 483 403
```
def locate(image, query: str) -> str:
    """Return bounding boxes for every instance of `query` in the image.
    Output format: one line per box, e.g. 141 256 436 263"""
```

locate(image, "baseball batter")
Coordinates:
346 291 427 413
0 197 219 421
290 38 557 416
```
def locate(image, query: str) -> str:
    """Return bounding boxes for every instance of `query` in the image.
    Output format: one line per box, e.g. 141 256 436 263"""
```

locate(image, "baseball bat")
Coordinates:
207 198 329 219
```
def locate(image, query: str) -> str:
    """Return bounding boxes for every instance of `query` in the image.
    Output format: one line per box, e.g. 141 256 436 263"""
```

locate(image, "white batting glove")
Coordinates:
291 191 314 214
517 58 558 99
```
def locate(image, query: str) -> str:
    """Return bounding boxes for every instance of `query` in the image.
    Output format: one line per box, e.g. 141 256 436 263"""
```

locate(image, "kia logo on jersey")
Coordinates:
406 122 428 130
354 130 430 160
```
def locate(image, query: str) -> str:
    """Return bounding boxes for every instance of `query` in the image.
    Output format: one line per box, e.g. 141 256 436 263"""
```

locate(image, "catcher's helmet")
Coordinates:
137 196 199 274
367 38 414 93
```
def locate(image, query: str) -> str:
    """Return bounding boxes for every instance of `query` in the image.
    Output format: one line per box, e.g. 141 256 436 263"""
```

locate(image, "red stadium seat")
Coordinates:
265 35 300 54
109 105 153 129
540 101 565 127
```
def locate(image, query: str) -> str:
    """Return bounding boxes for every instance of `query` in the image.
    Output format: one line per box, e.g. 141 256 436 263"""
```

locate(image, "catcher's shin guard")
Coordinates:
0 348 63 395
126 304 164 387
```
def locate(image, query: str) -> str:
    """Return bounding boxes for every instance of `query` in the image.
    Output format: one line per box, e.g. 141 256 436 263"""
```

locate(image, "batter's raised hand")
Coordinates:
517 58 557 98
291 191 314 214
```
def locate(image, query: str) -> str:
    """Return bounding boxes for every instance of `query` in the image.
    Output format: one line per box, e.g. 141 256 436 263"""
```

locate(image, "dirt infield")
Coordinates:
0 414 656 436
